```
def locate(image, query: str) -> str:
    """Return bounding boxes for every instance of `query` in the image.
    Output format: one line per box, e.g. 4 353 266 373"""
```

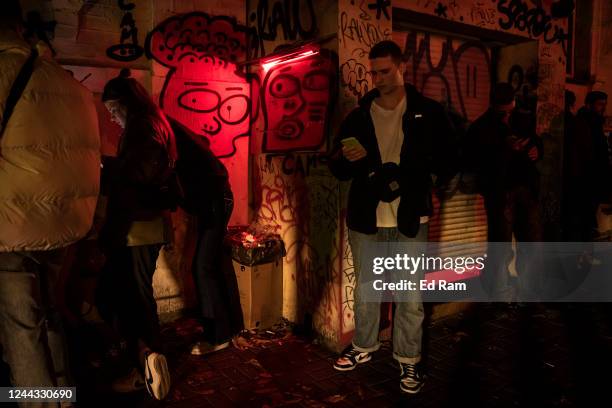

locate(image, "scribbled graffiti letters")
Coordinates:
340 58 372 99
497 0 568 55
340 10 390 49
248 0 318 59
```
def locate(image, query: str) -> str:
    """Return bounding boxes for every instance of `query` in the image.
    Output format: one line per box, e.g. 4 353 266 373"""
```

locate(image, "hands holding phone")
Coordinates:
341 137 367 162
510 136 538 161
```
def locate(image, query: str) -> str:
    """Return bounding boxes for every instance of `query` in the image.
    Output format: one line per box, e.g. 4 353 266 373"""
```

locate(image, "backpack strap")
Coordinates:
0 48 38 142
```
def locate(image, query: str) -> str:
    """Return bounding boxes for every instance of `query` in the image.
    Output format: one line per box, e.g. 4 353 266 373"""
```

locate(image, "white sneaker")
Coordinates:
144 352 171 400
190 340 230 356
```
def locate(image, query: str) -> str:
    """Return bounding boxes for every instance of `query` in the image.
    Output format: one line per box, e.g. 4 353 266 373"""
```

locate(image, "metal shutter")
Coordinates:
393 29 491 256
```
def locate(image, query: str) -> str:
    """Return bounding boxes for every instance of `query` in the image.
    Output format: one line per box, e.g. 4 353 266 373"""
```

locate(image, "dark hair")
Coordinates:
102 68 164 118
565 90 576 110
491 82 515 106
0 0 23 30
369 40 402 64
585 91 608 105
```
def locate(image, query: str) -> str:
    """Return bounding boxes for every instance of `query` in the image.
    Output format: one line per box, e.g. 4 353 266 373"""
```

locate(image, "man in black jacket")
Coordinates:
328 40 457 394
464 83 542 301
575 91 611 225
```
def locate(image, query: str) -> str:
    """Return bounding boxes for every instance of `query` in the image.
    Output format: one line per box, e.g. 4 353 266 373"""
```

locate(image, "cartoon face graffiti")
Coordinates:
176 82 249 138
146 13 250 157
262 50 335 152
157 55 250 156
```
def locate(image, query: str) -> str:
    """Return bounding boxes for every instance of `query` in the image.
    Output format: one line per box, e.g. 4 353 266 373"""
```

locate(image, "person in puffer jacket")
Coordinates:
0 1 100 401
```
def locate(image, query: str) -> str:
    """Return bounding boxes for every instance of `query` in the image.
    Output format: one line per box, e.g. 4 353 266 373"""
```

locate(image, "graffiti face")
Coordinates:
158 56 250 156
262 52 335 152
146 12 250 157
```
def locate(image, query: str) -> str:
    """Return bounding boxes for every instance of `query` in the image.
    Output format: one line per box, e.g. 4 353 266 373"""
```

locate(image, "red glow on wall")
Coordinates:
261 48 336 153
261 49 318 72
146 13 250 158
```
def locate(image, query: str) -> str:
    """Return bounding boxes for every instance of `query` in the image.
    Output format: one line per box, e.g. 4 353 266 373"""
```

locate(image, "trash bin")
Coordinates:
226 227 285 330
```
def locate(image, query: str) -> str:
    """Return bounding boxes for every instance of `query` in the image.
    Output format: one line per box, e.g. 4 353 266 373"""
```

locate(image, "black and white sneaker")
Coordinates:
399 362 425 394
144 351 171 400
333 346 372 371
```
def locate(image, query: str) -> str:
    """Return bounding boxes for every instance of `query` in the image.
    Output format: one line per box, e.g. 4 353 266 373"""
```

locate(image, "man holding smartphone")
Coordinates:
328 40 457 394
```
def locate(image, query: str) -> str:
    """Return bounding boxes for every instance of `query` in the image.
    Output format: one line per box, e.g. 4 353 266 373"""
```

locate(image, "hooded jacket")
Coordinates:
328 84 458 237
0 31 100 252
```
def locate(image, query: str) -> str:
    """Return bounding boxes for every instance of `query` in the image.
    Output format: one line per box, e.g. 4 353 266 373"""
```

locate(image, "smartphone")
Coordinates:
341 137 362 149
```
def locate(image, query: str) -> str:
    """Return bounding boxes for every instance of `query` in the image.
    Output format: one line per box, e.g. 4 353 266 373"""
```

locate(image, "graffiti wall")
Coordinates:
146 12 251 225
260 49 337 152
32 0 153 68
338 0 391 110
393 29 491 121
337 0 392 336
247 0 342 344
253 154 340 340
247 0 331 59
394 0 568 238
400 0 568 54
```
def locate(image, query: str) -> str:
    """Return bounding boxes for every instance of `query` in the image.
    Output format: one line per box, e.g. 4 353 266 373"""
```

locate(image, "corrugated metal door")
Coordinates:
393 29 491 255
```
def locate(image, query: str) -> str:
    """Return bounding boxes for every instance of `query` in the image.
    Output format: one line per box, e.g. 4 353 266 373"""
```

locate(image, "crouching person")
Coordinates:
96 69 175 400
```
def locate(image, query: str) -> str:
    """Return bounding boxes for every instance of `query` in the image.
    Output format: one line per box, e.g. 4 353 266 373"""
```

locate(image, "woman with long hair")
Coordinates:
97 69 175 400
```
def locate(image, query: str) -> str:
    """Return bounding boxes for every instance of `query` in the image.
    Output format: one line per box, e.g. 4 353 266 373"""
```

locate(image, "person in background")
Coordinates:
0 0 100 404
165 118 244 356
575 91 611 238
464 83 542 301
562 90 598 241
97 69 174 400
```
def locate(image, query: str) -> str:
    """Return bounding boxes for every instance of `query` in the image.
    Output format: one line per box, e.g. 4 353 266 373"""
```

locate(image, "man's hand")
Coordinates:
342 145 367 162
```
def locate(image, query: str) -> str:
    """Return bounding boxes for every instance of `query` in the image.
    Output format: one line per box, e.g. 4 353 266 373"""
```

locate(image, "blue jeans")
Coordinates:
349 225 429 364
0 249 71 407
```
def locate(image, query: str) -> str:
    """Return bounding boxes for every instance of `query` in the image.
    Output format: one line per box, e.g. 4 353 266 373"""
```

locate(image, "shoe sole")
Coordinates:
145 354 171 400
333 354 372 371
400 382 424 394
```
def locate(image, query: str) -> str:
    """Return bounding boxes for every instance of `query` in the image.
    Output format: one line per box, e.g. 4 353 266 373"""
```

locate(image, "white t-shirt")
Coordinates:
370 96 428 227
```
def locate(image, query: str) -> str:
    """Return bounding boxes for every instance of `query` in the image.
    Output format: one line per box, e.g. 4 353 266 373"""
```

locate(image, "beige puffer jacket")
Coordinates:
0 31 100 252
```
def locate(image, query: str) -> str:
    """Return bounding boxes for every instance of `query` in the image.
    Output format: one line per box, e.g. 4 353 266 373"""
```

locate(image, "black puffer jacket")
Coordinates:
328 84 458 238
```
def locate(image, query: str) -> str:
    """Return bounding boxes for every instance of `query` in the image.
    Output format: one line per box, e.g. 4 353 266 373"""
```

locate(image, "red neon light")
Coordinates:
261 49 318 71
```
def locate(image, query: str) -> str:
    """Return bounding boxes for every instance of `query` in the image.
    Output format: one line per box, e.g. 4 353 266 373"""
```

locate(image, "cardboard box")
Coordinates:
233 259 283 330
